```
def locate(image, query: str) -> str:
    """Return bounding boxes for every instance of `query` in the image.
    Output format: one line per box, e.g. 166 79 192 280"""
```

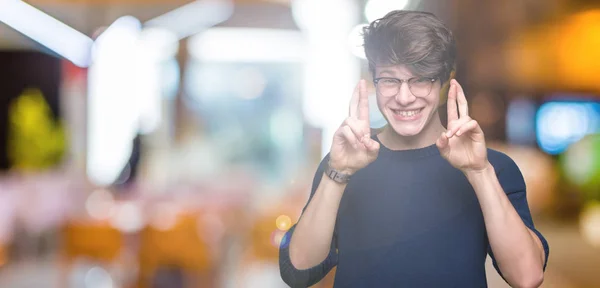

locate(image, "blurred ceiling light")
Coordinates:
87 16 142 186
292 0 360 156
292 0 357 32
188 28 305 62
145 0 233 40
365 0 411 23
348 24 368 59
0 0 93 67
94 16 141 46
137 27 179 62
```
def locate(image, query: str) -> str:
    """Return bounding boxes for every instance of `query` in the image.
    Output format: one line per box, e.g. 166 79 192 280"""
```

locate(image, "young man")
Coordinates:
279 11 549 288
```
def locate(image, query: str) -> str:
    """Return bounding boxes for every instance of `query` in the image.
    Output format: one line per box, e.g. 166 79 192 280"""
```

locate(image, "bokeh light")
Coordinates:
271 229 286 247
561 134 600 198
275 215 292 231
109 202 144 233
149 203 180 231
536 101 600 154
84 266 114 288
506 98 537 145
580 201 600 248
85 189 116 221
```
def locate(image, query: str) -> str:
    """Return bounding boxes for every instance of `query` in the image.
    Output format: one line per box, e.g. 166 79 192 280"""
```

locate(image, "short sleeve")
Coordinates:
279 154 339 287
487 152 550 278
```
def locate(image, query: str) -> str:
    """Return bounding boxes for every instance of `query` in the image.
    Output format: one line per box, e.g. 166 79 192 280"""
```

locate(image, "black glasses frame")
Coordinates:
373 77 437 97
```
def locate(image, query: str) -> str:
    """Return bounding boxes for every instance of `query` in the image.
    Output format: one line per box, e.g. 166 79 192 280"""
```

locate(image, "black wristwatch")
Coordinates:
325 161 352 184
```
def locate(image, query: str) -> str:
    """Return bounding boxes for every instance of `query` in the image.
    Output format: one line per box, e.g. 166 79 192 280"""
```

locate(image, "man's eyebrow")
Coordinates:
377 69 396 76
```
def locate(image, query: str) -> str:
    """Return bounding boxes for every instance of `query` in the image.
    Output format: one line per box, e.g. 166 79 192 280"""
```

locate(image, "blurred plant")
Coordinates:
7 88 66 171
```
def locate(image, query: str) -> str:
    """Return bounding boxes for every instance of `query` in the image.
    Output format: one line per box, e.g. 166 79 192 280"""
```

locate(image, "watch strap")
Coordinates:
325 162 352 183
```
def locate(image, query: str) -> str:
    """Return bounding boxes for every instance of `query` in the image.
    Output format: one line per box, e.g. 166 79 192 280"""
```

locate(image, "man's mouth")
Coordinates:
391 108 424 117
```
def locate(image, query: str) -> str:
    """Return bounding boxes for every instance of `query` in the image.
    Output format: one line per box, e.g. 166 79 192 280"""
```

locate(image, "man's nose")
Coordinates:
395 82 417 106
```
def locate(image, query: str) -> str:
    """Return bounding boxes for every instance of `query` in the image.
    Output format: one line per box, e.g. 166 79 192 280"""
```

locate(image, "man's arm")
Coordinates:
438 80 548 288
280 79 379 287
279 156 342 287
466 160 546 288
288 173 345 269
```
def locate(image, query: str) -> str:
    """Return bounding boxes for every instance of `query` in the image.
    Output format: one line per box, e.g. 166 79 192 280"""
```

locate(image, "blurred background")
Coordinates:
0 0 599 287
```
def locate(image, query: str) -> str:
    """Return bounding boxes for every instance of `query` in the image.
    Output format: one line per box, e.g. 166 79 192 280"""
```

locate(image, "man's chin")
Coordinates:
389 123 424 137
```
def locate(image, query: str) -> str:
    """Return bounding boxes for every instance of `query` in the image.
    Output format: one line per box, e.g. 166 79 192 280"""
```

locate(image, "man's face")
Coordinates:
374 65 442 137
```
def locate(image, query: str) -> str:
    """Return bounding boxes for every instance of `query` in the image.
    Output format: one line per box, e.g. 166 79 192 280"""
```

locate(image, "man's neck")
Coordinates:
377 115 445 151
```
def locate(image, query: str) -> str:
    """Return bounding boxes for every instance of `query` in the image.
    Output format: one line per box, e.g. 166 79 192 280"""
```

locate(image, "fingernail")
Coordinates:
457 130 462 136
446 131 451 137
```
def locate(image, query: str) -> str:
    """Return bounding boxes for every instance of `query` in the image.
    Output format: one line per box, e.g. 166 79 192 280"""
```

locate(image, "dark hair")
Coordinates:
363 10 456 82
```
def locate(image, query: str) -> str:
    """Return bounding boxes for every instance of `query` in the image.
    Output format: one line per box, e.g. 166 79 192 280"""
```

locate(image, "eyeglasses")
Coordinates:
373 77 437 97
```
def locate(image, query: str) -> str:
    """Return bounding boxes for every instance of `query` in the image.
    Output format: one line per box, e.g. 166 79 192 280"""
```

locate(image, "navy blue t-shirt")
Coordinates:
280 135 549 287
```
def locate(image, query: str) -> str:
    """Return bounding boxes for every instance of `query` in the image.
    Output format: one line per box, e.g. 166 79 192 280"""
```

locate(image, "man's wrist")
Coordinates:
328 160 356 176
464 161 494 183
326 160 354 183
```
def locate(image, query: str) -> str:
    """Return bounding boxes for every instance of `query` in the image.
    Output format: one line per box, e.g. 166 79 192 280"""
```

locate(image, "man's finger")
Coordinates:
456 119 482 137
344 117 368 141
358 79 370 122
445 117 471 138
447 81 458 122
436 132 449 150
349 82 360 118
365 137 380 153
453 79 469 118
340 125 359 149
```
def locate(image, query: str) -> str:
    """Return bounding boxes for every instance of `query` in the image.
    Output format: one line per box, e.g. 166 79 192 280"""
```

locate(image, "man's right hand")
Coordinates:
329 79 380 175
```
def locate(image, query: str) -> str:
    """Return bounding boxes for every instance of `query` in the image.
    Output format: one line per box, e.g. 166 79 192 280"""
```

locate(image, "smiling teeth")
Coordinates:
394 109 421 117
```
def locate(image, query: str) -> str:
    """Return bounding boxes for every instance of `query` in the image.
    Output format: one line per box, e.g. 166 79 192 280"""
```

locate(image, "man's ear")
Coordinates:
439 70 456 104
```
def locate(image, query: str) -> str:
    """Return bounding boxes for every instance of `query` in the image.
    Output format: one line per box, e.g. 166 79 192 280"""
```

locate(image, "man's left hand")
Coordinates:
436 79 489 173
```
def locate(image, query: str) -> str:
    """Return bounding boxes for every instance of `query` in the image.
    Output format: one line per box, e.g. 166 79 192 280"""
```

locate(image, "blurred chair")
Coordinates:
137 211 215 288
60 220 125 287
239 179 336 288
236 207 319 288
